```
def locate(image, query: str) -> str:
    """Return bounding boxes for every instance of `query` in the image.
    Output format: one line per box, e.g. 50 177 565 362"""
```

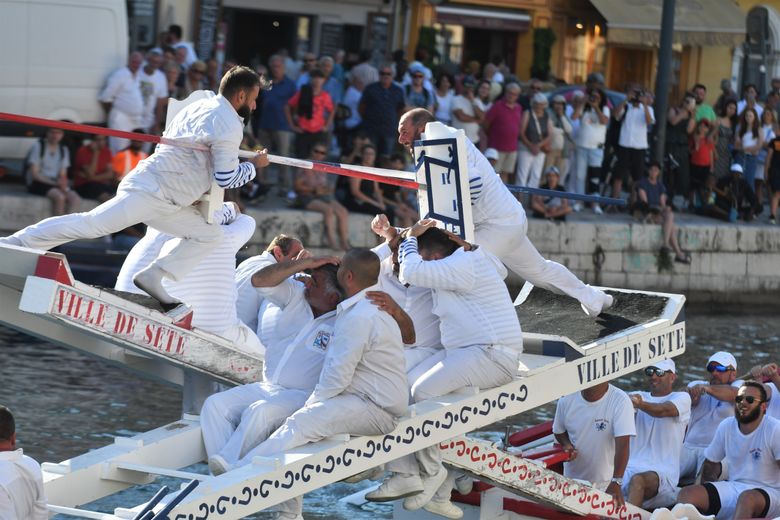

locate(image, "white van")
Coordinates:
0 0 127 159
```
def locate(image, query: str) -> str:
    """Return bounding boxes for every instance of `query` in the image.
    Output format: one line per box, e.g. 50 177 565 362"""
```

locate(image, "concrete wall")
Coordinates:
2 190 779 301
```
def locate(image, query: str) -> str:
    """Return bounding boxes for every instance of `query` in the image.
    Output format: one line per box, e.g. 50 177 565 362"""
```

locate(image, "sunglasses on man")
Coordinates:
735 395 762 405
707 363 734 373
644 367 670 377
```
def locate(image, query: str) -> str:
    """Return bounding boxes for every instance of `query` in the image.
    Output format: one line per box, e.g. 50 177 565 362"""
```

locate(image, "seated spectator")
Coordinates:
693 173 728 220
286 69 334 159
378 154 418 228
337 143 395 224
111 131 149 181
623 359 691 508
24 128 81 216
531 166 571 221
714 163 759 222
677 382 780 520
634 160 690 264
680 352 741 484
293 144 351 251
73 134 115 202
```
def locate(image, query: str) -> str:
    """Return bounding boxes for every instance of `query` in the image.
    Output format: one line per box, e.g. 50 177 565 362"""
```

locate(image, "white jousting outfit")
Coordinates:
1 93 256 284
234 251 276 332
458 137 610 316
0 449 47 520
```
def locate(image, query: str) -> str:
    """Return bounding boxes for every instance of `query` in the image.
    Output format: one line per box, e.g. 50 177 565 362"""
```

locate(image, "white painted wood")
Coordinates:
441 436 651 519
107 461 210 482
48 505 122 520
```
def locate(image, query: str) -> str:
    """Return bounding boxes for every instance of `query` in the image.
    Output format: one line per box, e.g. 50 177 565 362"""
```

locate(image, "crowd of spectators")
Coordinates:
22 26 780 255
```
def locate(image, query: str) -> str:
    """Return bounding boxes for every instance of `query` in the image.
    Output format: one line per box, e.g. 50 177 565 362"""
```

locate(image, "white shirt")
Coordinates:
307 285 408 417
618 103 655 150
398 239 522 353
459 137 526 228
684 380 743 448
373 242 441 350
235 252 276 332
553 385 636 488
704 415 780 490
99 66 144 118
137 67 168 129
737 99 764 119
451 95 480 144
342 86 362 130
122 93 255 207
626 391 691 484
576 106 611 149
434 90 455 123
115 212 255 335
0 449 47 520
765 383 780 420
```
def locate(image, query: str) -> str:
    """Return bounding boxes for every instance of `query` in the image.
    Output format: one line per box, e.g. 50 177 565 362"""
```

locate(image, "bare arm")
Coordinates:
630 393 680 417
701 459 722 483
251 255 339 288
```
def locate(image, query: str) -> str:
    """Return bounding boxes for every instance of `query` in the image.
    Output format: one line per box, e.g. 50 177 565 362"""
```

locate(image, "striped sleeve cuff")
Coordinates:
214 161 256 189
469 177 483 203
399 236 418 263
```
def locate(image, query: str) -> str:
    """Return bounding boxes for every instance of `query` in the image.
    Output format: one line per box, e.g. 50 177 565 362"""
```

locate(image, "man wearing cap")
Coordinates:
531 167 572 221
451 79 483 145
715 163 759 222
677 382 780 520
484 148 499 171
623 359 691 507
680 352 741 483
397 108 614 318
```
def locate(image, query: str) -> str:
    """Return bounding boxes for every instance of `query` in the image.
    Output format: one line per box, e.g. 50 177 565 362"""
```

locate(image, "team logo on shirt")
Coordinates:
312 331 332 352
594 419 609 431
751 448 762 461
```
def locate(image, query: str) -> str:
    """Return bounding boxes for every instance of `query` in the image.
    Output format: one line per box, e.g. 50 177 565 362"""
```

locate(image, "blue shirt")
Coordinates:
259 76 296 131
360 82 405 137
637 177 666 207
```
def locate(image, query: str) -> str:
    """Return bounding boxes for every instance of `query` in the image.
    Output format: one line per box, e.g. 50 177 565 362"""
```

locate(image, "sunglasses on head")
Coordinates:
735 395 761 404
644 367 670 377
707 363 733 373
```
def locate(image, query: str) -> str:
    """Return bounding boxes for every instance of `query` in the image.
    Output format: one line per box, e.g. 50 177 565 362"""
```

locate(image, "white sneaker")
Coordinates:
593 204 604 215
581 292 613 318
402 468 449 511
573 202 583 212
208 454 230 476
454 474 473 495
342 464 385 483
133 265 180 306
424 499 464 519
365 473 423 502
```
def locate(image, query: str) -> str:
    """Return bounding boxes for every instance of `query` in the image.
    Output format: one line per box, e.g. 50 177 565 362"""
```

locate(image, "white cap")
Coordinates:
730 163 743 173
708 351 737 370
484 148 499 161
650 358 676 374
532 92 548 106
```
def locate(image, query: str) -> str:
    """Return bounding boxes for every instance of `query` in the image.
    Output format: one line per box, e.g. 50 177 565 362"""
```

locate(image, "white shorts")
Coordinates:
622 466 679 508
495 151 518 174
709 480 780 520
680 444 729 483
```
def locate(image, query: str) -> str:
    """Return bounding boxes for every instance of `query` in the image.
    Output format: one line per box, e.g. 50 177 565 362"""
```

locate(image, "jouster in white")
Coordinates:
396 110 613 318
0 67 269 307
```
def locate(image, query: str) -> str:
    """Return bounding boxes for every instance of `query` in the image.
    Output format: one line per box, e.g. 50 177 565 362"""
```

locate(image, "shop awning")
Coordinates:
434 4 531 32
589 0 745 47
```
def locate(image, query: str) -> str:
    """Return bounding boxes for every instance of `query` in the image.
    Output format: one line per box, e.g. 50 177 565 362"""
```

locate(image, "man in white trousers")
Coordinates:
397 109 613 318
0 406 47 519
244 248 409 520
201 256 343 476
367 221 523 519
234 234 303 332
100 51 145 154
114 202 265 414
0 66 270 307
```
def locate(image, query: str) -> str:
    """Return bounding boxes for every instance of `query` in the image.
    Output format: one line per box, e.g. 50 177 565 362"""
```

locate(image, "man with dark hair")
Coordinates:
367 220 523 517
678 382 780 520
234 234 304 332
693 83 716 122
397 108 613 318
166 24 197 67
1 66 271 308
0 405 47 519
244 248 408 519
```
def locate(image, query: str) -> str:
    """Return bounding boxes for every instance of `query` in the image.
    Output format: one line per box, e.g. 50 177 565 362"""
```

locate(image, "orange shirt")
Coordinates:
112 149 148 180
